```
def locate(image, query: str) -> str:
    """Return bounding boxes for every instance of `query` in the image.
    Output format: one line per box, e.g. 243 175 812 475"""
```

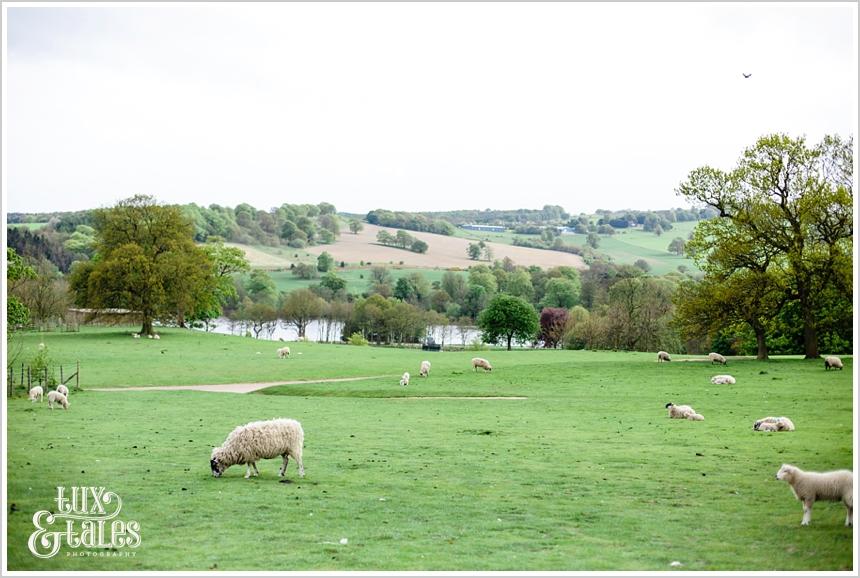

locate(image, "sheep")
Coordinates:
657 351 672 362
824 356 843 370
56 384 69 397
754 416 795 432
132 333 140 339
472 357 493 372
665 402 704 421
776 464 853 526
399 372 410 387
708 352 727 365
277 346 291 359
47 390 69 410
710 374 736 385
147 334 154 339
210 418 305 479
153 334 160 340
419 360 431 377
28 386 44 403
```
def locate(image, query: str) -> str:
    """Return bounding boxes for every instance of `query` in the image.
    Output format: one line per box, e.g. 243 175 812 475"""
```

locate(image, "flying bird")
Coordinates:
742 73 752 78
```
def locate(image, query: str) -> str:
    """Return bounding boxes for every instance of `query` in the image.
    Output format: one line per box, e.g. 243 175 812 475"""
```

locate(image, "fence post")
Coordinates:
60 365 64 385
27 366 31 389
76 361 80 390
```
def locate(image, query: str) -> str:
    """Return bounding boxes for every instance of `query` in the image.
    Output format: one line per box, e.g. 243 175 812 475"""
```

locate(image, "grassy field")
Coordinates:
5 328 853 571
7 222 50 231
268 267 464 295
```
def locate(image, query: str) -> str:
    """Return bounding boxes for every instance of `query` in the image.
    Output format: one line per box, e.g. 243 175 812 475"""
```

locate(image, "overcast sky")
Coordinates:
4 3 857 216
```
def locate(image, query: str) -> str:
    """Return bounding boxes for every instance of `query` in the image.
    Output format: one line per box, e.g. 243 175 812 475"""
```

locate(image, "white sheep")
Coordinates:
710 374 736 385
399 372 410 386
665 402 704 421
472 357 493 372
776 464 853 526
147 334 154 339
132 333 140 339
824 356 843 370
277 346 291 358
47 390 69 410
754 416 795 432
28 386 44 403
153 334 160 340
708 352 727 365
657 351 671 362
211 418 305 479
56 384 69 397
419 360 431 377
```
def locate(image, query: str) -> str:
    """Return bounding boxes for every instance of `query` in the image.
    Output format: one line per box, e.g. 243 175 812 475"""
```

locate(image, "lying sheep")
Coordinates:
28 386 44 403
708 352 727 365
710 374 736 385
776 464 853 526
419 360 431 377
665 402 704 421
657 351 671 362
132 333 140 339
824 356 843 370
56 384 69 397
211 418 305 479
472 357 493 372
400 372 410 387
153 334 160 340
277 346 291 358
754 416 795 432
47 390 69 410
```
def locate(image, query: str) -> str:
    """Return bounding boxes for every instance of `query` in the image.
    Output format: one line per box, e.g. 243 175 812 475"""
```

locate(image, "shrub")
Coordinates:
467 336 486 351
348 332 369 346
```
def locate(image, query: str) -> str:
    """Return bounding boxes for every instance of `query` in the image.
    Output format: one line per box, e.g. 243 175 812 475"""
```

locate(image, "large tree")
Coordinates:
677 134 853 358
478 293 539 350
68 194 216 335
279 288 326 339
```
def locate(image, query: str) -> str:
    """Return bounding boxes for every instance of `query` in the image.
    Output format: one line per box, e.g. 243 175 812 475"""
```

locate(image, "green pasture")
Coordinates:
7 222 49 231
5 328 853 570
268 267 463 296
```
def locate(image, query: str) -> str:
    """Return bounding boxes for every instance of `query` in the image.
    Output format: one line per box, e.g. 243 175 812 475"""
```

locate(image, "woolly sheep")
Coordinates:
56 384 69 397
754 416 795 432
419 360 431 377
132 333 140 339
708 352 727 365
47 390 69 410
28 386 44 403
776 464 853 526
399 372 410 387
824 356 843 370
147 334 154 339
710 374 736 385
657 351 671 362
472 357 493 372
153 334 160 340
665 402 704 421
211 418 305 479
277 346 291 358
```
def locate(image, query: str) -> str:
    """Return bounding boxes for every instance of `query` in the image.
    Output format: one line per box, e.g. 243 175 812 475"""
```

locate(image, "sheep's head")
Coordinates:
665 402 674 409
210 450 225 477
753 420 762 430
776 464 795 481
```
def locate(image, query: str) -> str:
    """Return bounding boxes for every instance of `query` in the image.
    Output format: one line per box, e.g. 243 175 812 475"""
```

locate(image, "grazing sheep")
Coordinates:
708 352 727 365
28 386 44 403
824 356 843 370
776 464 853 526
754 416 795 432
665 402 704 421
147 334 154 339
211 418 305 479
399 372 410 387
47 390 69 410
277 346 291 358
419 360 431 377
657 351 672 362
56 384 69 397
710 374 736 385
472 357 493 372
153 334 160 340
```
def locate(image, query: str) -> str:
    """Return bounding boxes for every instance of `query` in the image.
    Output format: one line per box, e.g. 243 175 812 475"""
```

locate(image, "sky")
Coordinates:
4 2 857 216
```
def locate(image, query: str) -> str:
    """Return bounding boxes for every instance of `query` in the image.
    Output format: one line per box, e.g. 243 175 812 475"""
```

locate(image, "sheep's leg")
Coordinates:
252 462 260 477
244 464 252 478
801 499 814 525
846 504 853 527
279 454 289 477
294 448 305 478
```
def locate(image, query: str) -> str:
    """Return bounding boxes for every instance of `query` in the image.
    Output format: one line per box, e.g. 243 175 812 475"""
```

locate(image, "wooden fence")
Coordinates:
6 361 80 397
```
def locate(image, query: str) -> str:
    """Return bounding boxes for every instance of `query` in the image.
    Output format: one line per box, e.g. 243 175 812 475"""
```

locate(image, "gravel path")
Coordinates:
89 375 388 394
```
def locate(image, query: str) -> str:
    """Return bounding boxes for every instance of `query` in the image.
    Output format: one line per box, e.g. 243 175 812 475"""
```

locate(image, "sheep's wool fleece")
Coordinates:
780 466 853 503
213 418 304 466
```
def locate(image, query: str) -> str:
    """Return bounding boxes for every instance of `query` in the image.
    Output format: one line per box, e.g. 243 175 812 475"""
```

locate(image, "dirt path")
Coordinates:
89 375 388 394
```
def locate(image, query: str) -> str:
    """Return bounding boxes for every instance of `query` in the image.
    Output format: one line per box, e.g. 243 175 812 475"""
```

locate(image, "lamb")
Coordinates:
56 384 69 397
824 356 843 370
399 372 410 386
710 374 736 385
776 464 853 526
28 386 44 403
210 418 305 479
419 360 431 377
472 357 493 372
657 351 671 362
708 352 727 365
754 416 795 432
665 402 704 421
47 390 69 410
277 346 291 358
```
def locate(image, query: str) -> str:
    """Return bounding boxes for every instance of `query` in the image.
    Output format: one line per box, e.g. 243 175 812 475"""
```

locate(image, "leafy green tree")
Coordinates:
478 293 539 350
349 219 364 234
7 248 35 333
667 237 686 256
467 242 482 260
279 288 326 338
541 277 580 309
505 269 534 301
246 269 278 304
411 239 429 254
317 251 334 272
586 233 600 249
319 272 347 294
377 230 394 245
